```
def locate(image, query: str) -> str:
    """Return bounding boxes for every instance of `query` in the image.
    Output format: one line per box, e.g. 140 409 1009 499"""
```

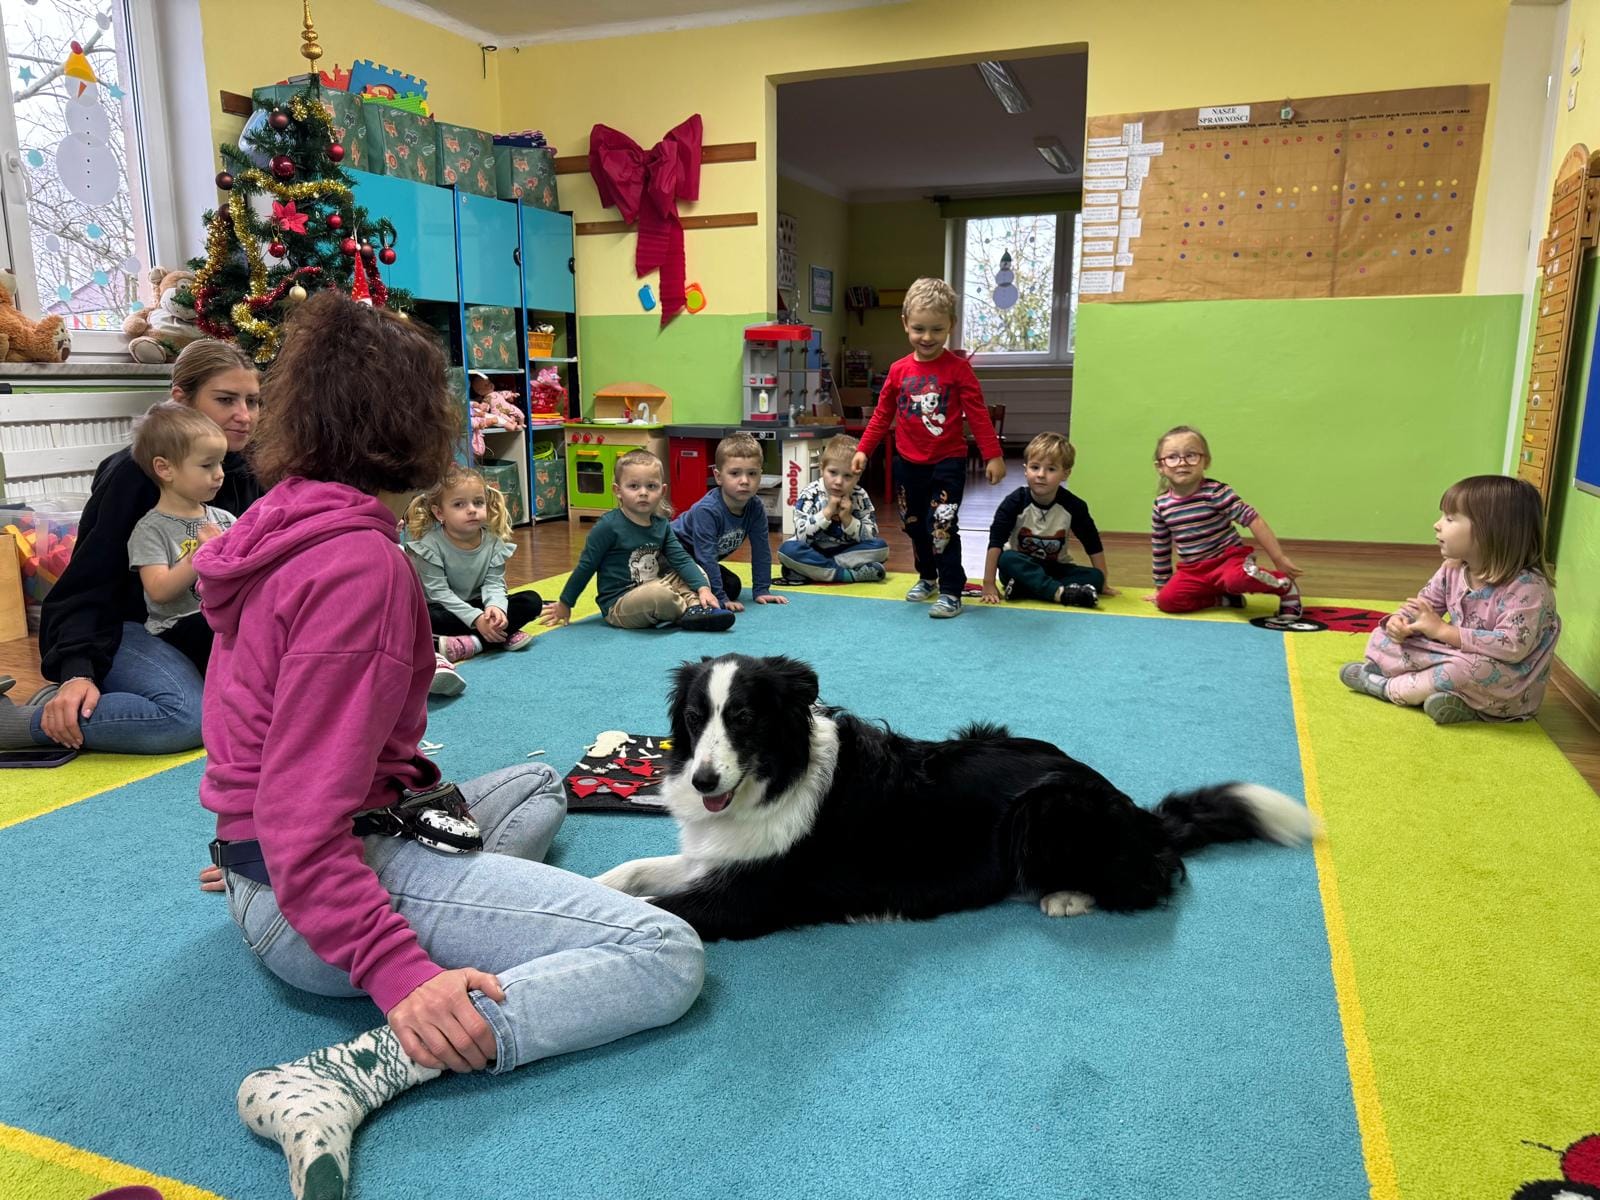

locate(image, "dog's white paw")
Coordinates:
1040 891 1095 918
595 862 647 894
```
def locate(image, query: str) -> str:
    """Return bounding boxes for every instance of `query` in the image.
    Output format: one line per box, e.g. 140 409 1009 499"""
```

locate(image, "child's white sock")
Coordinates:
237 1025 442 1200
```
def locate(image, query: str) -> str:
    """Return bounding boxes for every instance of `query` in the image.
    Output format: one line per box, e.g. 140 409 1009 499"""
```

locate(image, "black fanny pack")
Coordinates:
211 781 483 888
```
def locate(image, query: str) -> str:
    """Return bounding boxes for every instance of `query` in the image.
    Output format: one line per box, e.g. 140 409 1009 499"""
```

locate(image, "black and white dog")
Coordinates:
595 654 1316 940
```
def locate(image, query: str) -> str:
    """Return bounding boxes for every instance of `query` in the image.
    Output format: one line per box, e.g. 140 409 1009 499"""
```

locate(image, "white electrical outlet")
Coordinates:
1571 41 1584 76
1570 80 1580 112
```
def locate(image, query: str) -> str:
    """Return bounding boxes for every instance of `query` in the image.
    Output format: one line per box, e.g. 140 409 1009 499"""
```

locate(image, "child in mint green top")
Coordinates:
542 450 734 631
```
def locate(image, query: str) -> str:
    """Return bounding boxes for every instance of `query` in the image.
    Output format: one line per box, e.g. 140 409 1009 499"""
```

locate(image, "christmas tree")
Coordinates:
187 11 409 360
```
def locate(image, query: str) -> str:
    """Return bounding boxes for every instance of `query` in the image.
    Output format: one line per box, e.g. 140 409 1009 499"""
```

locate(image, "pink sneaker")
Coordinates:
429 653 466 696
504 630 533 651
437 634 480 663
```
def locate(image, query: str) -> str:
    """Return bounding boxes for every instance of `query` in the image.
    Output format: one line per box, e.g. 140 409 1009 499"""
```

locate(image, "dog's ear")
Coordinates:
764 656 819 708
669 659 710 714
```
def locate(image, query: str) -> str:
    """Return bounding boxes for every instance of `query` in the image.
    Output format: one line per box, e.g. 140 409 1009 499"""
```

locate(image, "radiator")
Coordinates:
972 375 1073 446
1 388 166 502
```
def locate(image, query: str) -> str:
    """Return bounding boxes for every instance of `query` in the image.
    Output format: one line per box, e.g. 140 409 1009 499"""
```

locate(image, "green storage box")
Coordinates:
362 105 438 185
465 306 519 370
436 123 498 196
495 146 560 210
478 458 526 525
533 439 566 517
252 85 369 172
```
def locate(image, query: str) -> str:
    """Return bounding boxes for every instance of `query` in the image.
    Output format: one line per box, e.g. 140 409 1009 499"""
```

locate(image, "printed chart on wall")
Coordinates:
1079 84 1488 302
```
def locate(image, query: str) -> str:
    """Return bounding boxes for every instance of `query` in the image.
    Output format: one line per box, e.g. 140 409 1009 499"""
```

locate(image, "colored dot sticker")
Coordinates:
86 223 103 239
92 269 109 285
25 149 43 167
56 285 71 301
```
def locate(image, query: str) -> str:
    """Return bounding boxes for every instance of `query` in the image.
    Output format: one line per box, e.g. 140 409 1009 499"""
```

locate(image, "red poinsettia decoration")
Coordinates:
271 199 309 234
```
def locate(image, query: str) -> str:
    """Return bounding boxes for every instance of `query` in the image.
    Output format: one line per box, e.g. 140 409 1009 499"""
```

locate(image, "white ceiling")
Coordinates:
777 53 1087 201
377 0 907 46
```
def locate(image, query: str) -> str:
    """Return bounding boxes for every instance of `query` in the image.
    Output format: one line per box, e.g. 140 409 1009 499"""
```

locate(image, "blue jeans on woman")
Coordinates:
222 763 705 1073
30 622 204 754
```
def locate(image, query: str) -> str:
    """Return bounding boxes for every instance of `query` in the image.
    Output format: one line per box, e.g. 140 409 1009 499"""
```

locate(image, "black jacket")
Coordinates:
37 447 262 685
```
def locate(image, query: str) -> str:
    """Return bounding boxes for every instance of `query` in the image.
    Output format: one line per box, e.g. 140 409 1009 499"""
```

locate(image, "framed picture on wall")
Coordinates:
809 265 833 314
778 248 797 292
777 211 797 252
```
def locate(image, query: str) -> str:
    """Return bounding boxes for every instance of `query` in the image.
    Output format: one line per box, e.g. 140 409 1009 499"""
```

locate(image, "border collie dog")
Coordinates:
596 654 1316 941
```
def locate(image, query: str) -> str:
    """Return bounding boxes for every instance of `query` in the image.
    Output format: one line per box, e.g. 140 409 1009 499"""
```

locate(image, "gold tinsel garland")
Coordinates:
194 92 355 361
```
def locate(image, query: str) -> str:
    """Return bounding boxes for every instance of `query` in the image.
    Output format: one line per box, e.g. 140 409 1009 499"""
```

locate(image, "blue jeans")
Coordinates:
31 622 204 753
776 537 890 582
223 763 705 1073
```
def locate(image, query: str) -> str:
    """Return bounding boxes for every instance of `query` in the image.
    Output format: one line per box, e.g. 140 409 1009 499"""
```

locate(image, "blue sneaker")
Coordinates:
678 604 735 632
849 562 886 583
905 578 939 602
929 593 963 619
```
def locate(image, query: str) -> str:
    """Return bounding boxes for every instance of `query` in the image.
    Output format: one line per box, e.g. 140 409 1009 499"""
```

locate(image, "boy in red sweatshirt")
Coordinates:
851 277 1004 618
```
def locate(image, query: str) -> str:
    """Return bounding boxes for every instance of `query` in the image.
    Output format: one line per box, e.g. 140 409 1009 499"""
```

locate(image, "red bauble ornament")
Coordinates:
269 110 290 131
327 214 343 230
328 143 345 163
360 242 375 259
379 247 396 265
215 171 234 191
270 155 295 179
268 240 287 258
340 237 358 256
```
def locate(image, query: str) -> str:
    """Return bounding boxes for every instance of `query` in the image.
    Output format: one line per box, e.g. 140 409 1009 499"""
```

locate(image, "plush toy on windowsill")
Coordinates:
122 267 204 364
0 273 71 363
468 370 526 457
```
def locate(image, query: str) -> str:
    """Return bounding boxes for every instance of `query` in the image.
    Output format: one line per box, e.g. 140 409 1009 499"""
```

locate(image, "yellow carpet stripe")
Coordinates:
1283 635 1398 1200
0 750 203 832
0 1122 227 1200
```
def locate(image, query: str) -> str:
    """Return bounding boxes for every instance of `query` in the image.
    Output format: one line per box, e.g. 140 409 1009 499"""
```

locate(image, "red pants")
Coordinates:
1156 544 1288 613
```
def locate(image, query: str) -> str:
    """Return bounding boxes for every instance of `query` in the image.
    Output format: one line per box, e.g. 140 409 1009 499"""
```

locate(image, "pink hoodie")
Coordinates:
196 477 442 1012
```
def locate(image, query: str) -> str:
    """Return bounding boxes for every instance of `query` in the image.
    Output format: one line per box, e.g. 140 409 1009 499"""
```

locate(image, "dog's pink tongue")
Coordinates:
702 792 732 812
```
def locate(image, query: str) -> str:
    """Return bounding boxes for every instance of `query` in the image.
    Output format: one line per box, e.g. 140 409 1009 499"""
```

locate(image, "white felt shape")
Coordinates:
586 730 631 759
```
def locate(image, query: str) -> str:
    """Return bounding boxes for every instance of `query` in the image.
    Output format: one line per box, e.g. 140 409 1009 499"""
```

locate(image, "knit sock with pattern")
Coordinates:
237 1025 443 1200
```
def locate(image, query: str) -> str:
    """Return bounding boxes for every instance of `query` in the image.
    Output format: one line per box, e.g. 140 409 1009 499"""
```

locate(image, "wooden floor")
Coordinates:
4 458 1596 791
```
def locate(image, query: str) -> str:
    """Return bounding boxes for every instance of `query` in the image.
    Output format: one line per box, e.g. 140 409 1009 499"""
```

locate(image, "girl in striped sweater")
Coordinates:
1144 426 1302 616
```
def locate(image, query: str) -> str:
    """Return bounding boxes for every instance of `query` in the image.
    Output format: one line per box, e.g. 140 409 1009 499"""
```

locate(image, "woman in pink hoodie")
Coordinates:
196 293 703 1200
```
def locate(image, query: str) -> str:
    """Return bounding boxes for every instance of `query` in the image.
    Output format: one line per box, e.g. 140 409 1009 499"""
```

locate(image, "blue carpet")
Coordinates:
0 595 1368 1198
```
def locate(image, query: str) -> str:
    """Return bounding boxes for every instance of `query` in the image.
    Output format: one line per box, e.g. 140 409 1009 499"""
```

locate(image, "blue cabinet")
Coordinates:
457 194 521 307
520 208 575 313
347 169 457 301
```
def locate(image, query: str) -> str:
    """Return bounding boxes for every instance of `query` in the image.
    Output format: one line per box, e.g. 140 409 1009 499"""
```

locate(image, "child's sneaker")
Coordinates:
849 562 886 583
503 630 534 651
905 578 938 602
1423 692 1477 725
1056 583 1099 608
677 604 735 632
1276 581 1303 618
438 634 480 663
929 593 963 619
1338 662 1388 700
429 653 466 696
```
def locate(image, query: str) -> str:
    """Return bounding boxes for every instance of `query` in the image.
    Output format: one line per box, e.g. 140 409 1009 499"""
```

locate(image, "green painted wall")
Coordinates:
778 176 849 366
843 200 946 376
578 312 765 425
1069 294 1522 543
1546 264 1600 695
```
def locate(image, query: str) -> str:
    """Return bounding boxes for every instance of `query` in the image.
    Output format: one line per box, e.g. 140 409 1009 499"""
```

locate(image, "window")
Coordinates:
0 0 192 354
952 211 1078 365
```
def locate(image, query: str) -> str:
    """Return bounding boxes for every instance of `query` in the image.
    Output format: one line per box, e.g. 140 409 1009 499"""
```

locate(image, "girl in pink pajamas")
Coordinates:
1341 475 1560 725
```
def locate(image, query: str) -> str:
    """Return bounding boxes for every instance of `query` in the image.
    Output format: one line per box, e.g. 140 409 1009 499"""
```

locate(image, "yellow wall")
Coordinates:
843 199 945 373
497 0 1514 319
198 0 501 155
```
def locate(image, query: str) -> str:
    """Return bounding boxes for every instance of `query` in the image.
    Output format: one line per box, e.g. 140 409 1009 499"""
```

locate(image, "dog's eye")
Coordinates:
684 707 707 732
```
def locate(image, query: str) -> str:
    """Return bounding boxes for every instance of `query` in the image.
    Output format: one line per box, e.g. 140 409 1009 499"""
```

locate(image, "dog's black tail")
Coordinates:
1155 783 1318 855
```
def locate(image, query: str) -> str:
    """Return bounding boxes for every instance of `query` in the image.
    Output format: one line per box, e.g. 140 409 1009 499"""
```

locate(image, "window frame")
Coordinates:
0 0 207 359
948 210 1078 369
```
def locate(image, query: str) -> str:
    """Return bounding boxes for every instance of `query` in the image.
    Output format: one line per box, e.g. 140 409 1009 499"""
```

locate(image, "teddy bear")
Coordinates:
0 274 71 363
122 266 204 364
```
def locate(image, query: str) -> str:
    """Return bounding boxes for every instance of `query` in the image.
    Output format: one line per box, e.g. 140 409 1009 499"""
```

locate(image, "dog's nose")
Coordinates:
691 766 721 794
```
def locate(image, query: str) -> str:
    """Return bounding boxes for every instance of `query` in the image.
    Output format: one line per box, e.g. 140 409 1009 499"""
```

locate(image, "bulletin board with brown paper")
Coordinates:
1079 84 1488 303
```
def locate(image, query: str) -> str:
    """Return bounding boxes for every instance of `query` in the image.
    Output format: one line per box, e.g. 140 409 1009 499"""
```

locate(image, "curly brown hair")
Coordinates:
249 291 460 493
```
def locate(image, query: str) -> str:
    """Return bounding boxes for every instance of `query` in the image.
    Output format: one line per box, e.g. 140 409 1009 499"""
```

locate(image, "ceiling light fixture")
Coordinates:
976 61 1030 114
1033 135 1077 175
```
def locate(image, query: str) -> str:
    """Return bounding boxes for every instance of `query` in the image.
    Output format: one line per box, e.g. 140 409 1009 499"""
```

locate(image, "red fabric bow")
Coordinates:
588 114 703 325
